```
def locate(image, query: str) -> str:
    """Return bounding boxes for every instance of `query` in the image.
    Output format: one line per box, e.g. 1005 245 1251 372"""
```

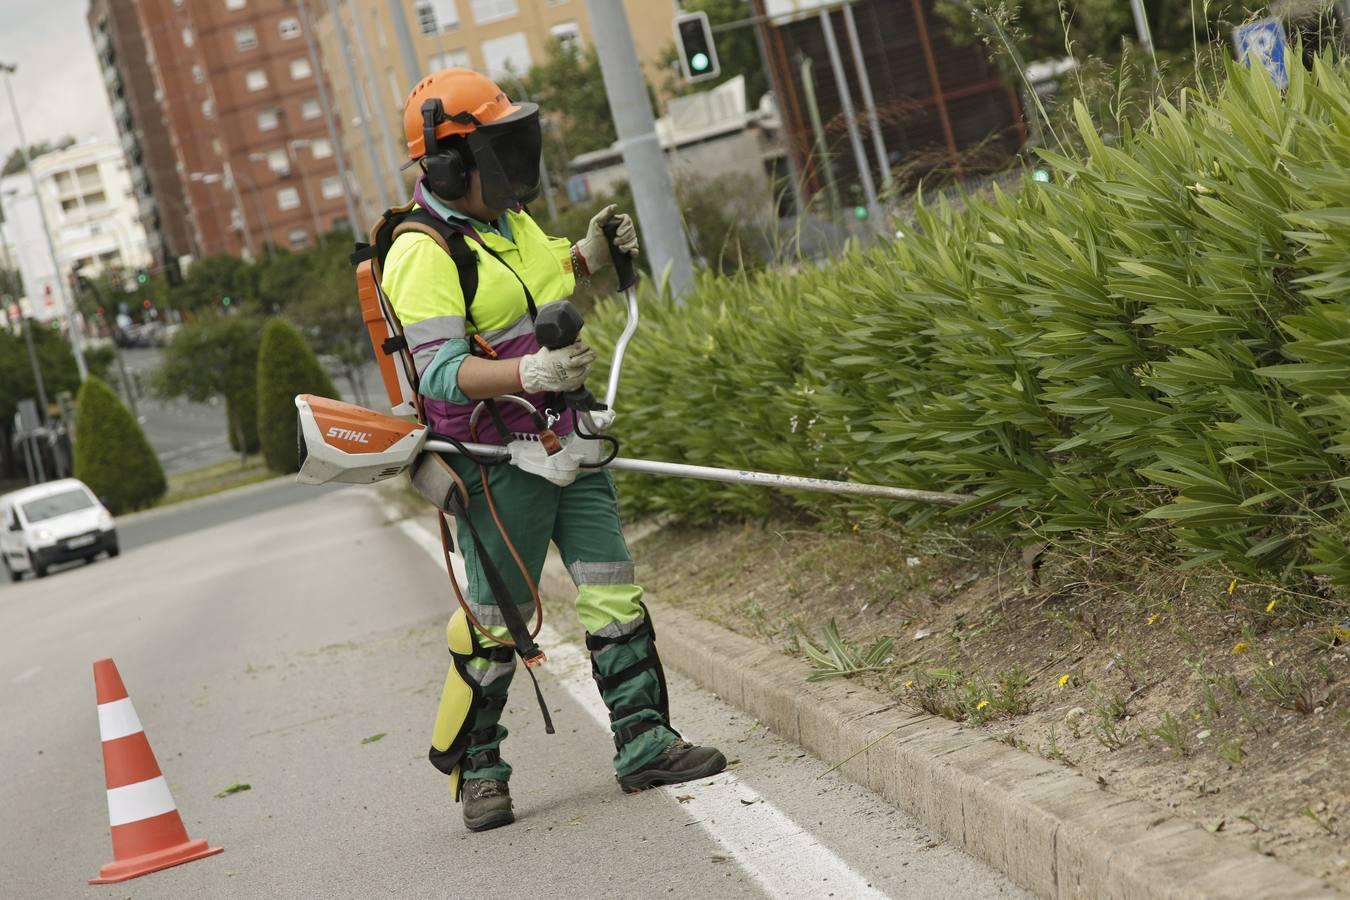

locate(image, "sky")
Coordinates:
0 0 118 161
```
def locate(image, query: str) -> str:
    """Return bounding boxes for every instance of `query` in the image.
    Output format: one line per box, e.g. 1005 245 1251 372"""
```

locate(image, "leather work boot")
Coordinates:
462 778 514 832
618 740 728 793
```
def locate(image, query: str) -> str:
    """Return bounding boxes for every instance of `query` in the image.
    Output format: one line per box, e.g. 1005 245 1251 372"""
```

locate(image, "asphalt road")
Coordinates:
0 482 1029 899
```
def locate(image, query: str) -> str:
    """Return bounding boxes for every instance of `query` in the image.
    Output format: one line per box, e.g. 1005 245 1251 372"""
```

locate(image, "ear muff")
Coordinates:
423 150 469 201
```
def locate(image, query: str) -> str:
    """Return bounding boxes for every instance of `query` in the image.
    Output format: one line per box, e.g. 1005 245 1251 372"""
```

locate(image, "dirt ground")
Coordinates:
632 519 1350 892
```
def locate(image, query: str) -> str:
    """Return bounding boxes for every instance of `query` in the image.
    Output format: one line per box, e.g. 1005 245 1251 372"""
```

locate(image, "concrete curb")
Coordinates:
538 558 1336 899
648 604 1338 899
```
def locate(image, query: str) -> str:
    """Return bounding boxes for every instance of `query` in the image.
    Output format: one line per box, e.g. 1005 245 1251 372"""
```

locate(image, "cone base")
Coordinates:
89 838 223 884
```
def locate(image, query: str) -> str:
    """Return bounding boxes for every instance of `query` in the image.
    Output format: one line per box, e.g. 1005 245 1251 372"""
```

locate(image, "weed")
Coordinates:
1091 689 1129 750
1151 712 1192 759
908 667 1030 723
1303 807 1337 836
800 620 893 682
1216 736 1245 767
1043 725 1068 763
1251 668 1322 715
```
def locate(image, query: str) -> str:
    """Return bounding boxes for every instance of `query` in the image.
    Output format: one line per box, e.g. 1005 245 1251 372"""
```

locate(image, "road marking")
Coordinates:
390 512 887 899
12 666 41 684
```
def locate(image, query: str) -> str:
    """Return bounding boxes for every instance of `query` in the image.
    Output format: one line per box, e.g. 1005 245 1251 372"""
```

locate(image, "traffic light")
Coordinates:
136 269 148 285
674 11 720 84
142 298 152 309
222 295 231 307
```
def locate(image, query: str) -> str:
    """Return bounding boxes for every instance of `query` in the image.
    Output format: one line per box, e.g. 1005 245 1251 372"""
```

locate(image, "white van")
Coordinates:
0 479 120 581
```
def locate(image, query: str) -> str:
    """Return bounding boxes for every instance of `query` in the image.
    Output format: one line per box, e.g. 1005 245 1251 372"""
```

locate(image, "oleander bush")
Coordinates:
587 55 1350 602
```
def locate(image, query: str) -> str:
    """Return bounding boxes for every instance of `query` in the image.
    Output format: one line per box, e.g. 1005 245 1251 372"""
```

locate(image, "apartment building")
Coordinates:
136 0 351 258
0 140 152 320
314 0 679 227
88 0 195 268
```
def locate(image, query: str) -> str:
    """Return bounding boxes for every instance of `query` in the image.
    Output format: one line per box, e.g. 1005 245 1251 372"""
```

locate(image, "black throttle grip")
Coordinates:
602 219 638 293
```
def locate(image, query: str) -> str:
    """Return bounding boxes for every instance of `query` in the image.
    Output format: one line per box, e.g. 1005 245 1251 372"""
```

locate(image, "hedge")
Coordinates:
72 376 166 514
585 55 1350 599
256 318 338 473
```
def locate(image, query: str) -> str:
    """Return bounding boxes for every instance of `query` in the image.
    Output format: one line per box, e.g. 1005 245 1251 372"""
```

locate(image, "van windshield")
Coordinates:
22 489 95 523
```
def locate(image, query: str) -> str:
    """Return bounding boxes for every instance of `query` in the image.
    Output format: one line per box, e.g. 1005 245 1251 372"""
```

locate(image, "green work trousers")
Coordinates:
441 455 676 783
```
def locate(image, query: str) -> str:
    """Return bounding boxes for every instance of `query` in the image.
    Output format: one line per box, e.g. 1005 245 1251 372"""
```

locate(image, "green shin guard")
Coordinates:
586 609 680 776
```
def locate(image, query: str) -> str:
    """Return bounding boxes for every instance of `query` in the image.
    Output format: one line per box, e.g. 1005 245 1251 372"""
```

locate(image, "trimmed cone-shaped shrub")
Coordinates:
226 383 260 454
73 376 167 514
256 318 338 473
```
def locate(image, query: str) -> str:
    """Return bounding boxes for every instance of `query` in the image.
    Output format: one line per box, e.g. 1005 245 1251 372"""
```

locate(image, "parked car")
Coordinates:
0 479 119 581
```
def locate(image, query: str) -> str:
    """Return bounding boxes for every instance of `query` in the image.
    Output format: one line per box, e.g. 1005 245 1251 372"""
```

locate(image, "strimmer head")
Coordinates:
294 394 428 485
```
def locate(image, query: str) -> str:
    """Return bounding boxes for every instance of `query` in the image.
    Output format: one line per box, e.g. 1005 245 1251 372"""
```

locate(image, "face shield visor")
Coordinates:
465 103 542 210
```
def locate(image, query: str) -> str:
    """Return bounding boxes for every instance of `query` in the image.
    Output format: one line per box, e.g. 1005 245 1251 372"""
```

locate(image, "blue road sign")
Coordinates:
1233 18 1290 90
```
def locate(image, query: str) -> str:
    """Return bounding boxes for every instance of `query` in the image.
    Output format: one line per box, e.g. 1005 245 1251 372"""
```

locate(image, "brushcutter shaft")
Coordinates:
422 440 967 507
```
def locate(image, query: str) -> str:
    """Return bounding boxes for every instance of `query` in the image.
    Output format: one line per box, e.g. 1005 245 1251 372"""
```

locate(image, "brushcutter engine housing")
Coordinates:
295 394 428 485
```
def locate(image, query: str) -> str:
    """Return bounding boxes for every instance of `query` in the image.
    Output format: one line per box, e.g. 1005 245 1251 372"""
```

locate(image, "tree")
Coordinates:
72 376 166 514
255 318 338 473
660 0 768 103
170 254 256 315
0 267 22 300
154 315 263 461
1 137 74 176
283 232 371 408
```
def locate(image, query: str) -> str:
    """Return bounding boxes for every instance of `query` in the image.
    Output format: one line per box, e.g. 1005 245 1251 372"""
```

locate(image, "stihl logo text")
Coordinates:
327 427 371 444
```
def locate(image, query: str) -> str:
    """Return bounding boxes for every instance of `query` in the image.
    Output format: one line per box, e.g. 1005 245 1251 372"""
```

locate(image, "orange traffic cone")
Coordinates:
89 658 223 884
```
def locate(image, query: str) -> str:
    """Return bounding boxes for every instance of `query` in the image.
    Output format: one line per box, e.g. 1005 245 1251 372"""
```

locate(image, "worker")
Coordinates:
378 68 727 833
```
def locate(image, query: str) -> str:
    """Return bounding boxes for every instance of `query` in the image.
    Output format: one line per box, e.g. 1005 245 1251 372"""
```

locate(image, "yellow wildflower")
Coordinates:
975 699 989 711
1227 579 1238 595
1266 598 1278 613
904 680 915 688
1232 641 1251 655
1146 613 1160 625
1058 674 1071 688
1331 626 1350 643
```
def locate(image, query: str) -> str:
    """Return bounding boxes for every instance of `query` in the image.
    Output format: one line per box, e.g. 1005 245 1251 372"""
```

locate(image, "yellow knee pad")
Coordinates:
429 608 481 800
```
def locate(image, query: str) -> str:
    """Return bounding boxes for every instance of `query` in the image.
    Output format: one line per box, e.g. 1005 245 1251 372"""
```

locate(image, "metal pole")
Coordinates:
18 313 49 416
348 0 405 203
288 141 324 236
422 439 968 507
2 63 88 381
585 0 695 300
907 0 961 174
799 56 840 212
298 0 362 233
1129 0 1156 63
750 10 805 216
841 3 892 194
819 9 880 223
329 0 392 217
387 0 423 91
75 276 137 420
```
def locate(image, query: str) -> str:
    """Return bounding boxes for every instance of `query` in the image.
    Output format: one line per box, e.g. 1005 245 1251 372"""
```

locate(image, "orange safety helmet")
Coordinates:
401 67 542 208
402 68 522 162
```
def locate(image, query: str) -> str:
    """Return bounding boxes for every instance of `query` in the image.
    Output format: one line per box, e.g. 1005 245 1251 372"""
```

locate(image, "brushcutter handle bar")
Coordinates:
603 220 637 293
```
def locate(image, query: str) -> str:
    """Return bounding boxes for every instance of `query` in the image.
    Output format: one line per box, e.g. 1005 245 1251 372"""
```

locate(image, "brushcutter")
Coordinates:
295 224 966 509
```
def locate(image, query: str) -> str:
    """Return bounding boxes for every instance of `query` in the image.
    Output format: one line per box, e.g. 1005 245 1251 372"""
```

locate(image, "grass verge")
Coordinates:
158 456 279 507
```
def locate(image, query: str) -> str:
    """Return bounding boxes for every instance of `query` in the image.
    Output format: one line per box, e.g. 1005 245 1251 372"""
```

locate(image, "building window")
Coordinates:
235 26 257 51
202 99 215 119
415 0 458 33
471 0 517 25
310 138 333 159
225 0 246 9
387 68 401 104
278 17 301 39
182 27 194 47
428 49 471 71
288 227 310 247
550 20 580 51
321 176 343 199
245 68 268 91
290 57 312 80
481 32 531 80
277 187 300 210
257 108 279 131
300 98 321 120
192 64 205 83
266 149 289 173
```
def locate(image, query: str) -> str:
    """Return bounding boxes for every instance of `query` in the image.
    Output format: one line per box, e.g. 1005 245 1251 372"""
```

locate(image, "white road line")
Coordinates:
11 666 41 685
390 512 888 900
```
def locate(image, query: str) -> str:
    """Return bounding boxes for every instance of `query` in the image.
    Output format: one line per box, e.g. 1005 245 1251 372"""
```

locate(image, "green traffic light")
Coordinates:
137 271 148 284
222 296 231 306
691 52 710 72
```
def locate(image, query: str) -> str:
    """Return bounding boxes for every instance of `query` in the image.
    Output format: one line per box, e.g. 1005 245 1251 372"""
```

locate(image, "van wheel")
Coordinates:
28 552 47 579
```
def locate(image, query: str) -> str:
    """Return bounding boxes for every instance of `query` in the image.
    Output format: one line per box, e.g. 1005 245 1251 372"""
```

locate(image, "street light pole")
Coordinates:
220 159 257 259
1 62 88 380
74 273 137 420
287 140 324 236
818 9 880 224
585 0 695 299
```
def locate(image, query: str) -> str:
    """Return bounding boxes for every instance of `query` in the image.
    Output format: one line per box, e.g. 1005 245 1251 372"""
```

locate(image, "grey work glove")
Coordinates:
518 340 596 394
573 204 638 275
